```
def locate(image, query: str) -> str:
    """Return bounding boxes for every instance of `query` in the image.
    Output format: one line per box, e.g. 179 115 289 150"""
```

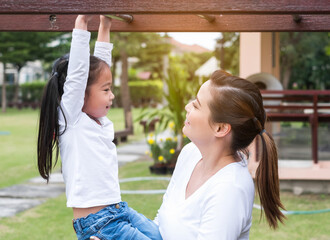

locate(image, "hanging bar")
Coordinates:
0 14 329 32
105 14 133 23
197 14 215 23
0 0 329 15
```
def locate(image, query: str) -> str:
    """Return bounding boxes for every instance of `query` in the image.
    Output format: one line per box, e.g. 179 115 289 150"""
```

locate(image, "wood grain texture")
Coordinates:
0 14 329 32
0 0 329 14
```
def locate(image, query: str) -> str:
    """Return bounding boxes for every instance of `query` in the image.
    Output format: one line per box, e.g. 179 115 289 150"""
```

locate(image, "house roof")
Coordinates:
195 56 219 77
169 38 211 54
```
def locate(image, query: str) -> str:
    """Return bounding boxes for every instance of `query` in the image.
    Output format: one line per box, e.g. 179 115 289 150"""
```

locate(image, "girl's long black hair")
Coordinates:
37 54 69 182
37 54 108 182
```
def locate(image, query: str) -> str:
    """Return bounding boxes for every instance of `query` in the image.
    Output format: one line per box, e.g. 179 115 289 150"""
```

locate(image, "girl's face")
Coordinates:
82 67 114 119
183 80 215 144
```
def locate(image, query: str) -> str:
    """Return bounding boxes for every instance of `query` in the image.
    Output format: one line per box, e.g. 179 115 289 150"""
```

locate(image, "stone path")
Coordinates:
0 140 148 218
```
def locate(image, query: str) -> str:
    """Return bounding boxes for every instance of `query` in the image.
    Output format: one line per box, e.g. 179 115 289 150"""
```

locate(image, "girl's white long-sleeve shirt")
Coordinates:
155 142 255 240
58 29 121 208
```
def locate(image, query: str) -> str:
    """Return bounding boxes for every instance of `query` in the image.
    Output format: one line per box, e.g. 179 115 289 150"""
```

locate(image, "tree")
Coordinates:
180 52 213 82
108 32 171 132
0 32 70 112
110 32 143 132
134 33 172 80
215 33 239 76
137 55 199 151
280 32 330 89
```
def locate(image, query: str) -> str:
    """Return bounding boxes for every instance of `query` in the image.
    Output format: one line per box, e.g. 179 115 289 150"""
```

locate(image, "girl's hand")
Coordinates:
97 15 112 43
100 15 112 31
75 15 94 30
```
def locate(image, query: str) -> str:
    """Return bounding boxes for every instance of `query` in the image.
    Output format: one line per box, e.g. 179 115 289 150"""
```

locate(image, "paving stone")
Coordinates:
117 141 148 156
29 173 64 184
0 139 148 219
0 198 45 218
0 184 65 199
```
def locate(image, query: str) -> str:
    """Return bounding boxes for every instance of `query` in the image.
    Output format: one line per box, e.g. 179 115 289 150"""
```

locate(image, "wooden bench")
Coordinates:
114 128 133 145
261 90 330 164
139 118 160 133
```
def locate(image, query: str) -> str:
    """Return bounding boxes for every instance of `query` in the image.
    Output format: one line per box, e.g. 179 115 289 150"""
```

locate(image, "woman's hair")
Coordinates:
208 70 285 229
37 54 108 182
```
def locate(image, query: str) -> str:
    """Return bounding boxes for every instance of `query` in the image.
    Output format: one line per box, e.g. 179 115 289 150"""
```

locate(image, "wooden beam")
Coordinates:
0 14 329 32
0 0 329 15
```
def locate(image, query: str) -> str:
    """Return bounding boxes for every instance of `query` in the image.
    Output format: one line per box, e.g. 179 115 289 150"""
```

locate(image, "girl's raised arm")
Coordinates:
97 16 112 42
94 16 113 67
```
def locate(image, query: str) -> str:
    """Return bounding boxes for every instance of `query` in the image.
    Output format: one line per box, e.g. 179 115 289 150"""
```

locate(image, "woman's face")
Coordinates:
183 80 215 145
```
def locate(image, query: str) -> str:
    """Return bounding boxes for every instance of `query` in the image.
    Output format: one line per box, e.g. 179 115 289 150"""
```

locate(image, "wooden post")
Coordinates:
311 94 319 164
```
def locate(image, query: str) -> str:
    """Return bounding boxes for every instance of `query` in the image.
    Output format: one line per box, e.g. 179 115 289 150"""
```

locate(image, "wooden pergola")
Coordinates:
0 0 329 32
1 0 329 163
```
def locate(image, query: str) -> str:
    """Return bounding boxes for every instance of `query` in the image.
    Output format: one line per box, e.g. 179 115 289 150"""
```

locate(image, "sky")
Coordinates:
167 32 220 51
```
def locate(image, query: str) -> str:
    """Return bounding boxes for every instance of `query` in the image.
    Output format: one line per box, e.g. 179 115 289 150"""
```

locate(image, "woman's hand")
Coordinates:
90 236 101 240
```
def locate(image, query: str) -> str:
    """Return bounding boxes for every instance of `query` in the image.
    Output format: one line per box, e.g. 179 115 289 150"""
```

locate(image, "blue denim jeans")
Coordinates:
73 202 162 240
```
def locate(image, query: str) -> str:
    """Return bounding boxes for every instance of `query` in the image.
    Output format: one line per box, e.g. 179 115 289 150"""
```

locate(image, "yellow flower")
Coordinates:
183 134 186 138
174 137 178 141
158 156 164 162
148 139 155 145
169 149 175 154
166 137 172 141
169 122 175 129
148 133 154 137
149 153 153 157
145 150 150 155
159 138 163 142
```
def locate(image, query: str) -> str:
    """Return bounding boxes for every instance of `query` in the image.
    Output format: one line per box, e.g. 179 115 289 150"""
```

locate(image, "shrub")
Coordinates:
20 81 46 103
113 80 163 108
0 85 15 105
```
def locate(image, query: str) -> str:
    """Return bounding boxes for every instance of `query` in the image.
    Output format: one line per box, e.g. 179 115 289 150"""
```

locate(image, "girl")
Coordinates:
155 70 286 239
37 15 162 240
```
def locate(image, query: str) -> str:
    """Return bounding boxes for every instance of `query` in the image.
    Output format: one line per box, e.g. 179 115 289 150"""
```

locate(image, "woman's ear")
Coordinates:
214 123 231 138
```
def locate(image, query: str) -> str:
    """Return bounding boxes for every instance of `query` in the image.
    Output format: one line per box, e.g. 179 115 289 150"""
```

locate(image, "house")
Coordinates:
0 60 44 86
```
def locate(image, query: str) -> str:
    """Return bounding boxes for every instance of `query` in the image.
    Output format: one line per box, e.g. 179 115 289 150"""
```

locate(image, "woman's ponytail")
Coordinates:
209 70 286 229
255 130 286 228
37 55 68 182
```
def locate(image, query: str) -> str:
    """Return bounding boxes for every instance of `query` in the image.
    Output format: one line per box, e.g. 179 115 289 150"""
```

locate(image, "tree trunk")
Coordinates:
13 66 21 105
162 54 169 105
220 38 225 70
120 49 133 132
2 63 7 113
282 66 291 89
112 56 118 85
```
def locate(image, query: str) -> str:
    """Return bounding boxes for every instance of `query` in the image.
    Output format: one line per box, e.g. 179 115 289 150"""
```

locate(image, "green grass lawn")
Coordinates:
0 160 329 239
1 108 330 239
0 107 147 188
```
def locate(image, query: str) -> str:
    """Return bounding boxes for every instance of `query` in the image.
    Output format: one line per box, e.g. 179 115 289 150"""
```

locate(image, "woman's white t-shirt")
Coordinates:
155 142 255 240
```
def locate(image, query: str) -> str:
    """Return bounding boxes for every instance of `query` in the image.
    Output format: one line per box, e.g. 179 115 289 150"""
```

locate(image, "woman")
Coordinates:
155 70 285 239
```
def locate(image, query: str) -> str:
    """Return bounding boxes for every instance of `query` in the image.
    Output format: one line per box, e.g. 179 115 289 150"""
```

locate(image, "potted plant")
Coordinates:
146 131 177 174
138 58 198 173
